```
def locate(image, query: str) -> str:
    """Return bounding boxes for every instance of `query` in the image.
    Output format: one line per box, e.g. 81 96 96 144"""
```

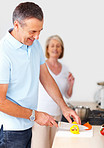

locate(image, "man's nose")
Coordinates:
33 33 40 40
33 35 39 40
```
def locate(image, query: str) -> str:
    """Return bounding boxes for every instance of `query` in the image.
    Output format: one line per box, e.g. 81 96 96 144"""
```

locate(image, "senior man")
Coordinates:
0 2 81 148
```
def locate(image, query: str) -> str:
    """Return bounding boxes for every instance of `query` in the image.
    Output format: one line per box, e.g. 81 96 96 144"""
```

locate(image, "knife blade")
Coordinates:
55 121 88 131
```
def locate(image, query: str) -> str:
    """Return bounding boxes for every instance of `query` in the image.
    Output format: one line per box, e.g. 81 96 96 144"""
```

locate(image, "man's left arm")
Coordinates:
40 63 81 124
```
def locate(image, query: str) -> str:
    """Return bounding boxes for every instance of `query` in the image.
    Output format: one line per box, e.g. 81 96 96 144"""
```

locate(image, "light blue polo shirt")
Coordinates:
0 29 45 130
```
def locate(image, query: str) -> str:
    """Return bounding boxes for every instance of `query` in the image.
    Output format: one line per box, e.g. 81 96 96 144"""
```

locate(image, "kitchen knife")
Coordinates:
55 121 88 131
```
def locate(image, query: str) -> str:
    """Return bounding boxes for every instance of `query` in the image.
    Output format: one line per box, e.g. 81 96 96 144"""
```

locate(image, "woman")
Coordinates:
31 35 75 148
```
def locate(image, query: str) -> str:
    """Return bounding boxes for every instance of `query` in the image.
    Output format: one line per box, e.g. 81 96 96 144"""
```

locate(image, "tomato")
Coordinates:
100 128 104 135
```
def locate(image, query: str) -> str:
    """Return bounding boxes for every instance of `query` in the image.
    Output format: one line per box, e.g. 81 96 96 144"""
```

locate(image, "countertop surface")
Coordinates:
52 126 104 148
52 102 104 148
66 101 98 110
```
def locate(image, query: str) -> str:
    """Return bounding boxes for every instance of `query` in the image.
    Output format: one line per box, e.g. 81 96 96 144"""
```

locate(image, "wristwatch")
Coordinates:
29 110 35 121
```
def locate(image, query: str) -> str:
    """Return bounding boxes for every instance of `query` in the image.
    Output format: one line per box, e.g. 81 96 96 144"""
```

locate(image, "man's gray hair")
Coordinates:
12 2 43 24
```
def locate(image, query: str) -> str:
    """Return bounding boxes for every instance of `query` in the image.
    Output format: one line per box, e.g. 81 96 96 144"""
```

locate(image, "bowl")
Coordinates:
75 106 90 121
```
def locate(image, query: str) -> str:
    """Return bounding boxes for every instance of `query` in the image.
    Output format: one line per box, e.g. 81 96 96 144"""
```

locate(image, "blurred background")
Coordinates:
0 0 104 102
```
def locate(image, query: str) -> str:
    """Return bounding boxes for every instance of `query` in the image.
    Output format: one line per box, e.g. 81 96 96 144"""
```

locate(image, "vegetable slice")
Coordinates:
70 121 80 134
83 122 92 130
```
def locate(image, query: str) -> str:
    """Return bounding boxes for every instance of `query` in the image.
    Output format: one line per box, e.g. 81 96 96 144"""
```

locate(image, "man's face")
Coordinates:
14 18 43 46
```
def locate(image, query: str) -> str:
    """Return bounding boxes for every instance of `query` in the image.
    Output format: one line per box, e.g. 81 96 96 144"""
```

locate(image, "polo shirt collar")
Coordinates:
6 28 28 50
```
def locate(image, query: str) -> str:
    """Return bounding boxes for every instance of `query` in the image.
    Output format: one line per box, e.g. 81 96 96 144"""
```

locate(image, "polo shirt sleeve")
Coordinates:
40 48 45 65
0 54 11 84
38 42 45 65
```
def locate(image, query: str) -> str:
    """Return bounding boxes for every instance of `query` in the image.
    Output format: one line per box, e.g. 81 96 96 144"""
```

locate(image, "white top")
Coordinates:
37 64 70 116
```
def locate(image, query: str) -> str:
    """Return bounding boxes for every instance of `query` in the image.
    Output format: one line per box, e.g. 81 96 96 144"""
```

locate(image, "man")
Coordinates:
0 2 81 148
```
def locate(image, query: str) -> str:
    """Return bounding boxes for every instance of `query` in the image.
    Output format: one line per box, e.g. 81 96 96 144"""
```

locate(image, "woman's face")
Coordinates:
47 39 62 59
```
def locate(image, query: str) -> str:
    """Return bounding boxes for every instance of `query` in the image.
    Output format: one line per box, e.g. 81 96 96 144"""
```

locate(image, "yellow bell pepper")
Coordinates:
72 121 78 124
70 122 80 134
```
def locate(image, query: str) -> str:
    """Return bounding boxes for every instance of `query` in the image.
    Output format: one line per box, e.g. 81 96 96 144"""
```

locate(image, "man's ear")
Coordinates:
14 20 19 30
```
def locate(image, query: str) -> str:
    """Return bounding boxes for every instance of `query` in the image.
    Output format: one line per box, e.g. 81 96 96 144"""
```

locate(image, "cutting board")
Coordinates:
56 122 93 137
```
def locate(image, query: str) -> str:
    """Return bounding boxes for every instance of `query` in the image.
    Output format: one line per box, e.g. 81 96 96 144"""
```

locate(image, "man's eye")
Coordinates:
33 31 37 33
29 31 36 34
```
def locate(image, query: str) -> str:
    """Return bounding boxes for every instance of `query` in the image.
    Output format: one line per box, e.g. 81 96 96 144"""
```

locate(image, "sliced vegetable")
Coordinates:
72 121 78 124
70 122 80 134
83 122 92 130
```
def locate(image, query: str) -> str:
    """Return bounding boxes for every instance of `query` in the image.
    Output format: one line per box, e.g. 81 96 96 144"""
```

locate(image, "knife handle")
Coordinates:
55 120 58 124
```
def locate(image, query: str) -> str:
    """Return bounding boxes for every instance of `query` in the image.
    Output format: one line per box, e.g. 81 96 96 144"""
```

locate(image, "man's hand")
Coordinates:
35 111 58 127
62 106 81 125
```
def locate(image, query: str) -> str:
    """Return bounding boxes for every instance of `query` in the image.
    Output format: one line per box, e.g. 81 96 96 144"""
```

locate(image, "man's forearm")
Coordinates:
40 64 81 125
41 73 68 111
40 63 68 112
0 98 32 119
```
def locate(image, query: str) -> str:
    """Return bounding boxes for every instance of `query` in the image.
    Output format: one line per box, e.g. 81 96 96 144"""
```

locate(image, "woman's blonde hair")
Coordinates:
45 35 64 59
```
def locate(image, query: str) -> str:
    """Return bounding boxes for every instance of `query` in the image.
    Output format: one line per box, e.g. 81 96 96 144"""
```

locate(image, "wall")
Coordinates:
0 0 104 102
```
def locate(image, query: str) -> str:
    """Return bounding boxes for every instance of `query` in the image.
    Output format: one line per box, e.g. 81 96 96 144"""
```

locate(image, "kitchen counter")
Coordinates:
52 102 104 148
67 101 98 110
52 126 104 148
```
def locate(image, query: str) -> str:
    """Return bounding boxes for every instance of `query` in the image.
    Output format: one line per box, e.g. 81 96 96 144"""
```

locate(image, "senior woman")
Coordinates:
31 35 75 148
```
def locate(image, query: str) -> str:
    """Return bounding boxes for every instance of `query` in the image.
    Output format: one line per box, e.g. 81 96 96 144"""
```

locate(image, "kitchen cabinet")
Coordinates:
52 102 104 148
